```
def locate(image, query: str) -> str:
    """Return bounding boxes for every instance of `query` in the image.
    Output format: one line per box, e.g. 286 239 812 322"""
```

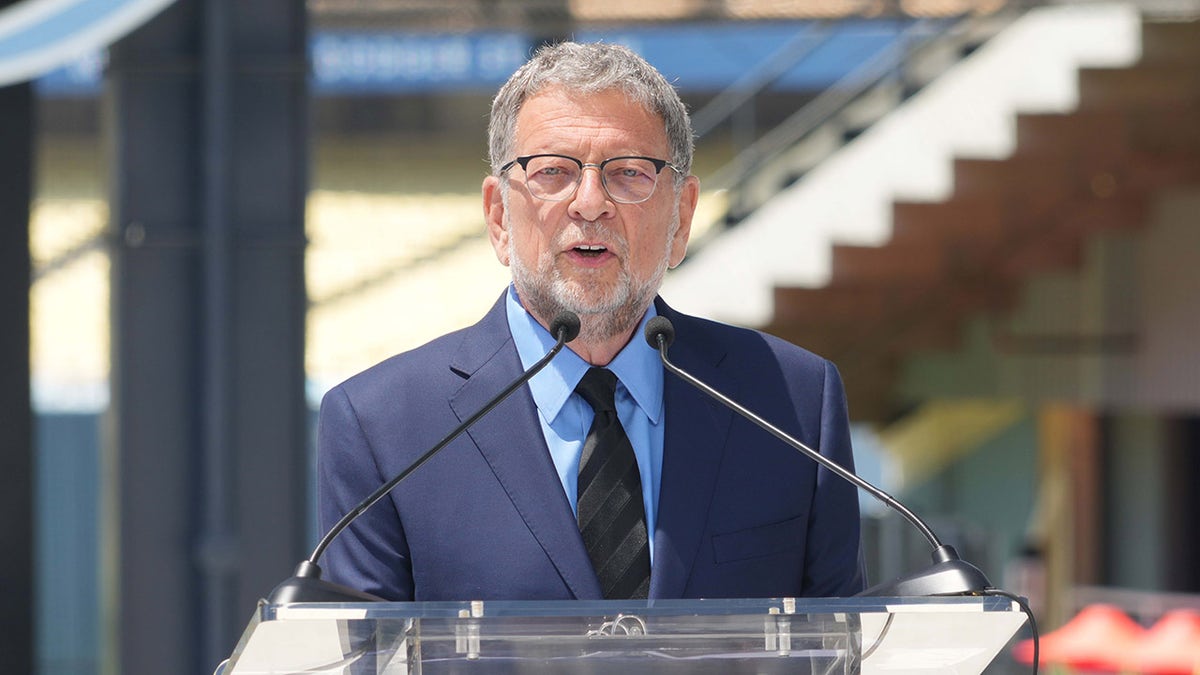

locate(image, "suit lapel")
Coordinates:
649 301 737 599
448 296 602 599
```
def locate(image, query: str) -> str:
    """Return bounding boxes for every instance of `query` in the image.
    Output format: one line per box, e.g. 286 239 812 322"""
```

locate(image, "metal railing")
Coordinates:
685 0 1200 252
686 10 1019 252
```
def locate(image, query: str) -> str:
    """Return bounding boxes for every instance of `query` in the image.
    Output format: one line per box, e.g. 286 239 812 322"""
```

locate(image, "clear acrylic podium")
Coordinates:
220 596 1027 674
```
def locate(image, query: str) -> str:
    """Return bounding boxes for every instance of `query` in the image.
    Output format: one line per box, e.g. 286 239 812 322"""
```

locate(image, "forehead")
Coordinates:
514 86 669 156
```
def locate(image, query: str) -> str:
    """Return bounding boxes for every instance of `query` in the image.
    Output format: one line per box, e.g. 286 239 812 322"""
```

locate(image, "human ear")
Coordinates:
668 175 699 268
482 175 511 266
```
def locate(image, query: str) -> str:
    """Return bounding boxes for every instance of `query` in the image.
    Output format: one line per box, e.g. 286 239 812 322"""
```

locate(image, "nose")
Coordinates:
568 164 615 222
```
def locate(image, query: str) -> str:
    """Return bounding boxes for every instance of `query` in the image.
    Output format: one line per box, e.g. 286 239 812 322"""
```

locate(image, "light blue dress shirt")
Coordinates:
505 286 665 561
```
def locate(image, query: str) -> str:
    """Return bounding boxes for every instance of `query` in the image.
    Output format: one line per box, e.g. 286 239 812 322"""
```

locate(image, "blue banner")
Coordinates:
311 30 531 94
36 21 913 97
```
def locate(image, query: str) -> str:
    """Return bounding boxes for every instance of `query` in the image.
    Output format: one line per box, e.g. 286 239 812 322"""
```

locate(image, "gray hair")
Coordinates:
487 42 694 184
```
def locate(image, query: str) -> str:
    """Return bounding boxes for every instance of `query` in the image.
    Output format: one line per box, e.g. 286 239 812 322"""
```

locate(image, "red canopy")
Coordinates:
1013 604 1145 671
1120 609 1200 675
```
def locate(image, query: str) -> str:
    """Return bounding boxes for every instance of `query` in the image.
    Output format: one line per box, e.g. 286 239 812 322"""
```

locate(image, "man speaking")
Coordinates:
316 41 866 601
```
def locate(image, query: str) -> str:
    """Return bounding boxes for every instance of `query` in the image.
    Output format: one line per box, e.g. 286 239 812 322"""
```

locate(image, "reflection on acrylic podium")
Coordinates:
219 596 1027 674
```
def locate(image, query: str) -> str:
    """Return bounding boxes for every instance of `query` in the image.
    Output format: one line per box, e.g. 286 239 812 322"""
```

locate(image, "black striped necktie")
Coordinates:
575 367 651 599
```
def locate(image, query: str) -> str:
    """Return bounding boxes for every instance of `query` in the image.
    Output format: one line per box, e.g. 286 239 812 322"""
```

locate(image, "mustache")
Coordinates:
556 221 628 257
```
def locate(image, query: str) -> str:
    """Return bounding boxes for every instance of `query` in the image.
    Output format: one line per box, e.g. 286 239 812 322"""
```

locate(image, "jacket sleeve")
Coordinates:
801 360 867 596
316 384 415 600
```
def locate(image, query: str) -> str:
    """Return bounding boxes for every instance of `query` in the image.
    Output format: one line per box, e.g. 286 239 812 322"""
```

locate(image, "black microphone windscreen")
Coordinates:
550 311 581 343
644 316 675 349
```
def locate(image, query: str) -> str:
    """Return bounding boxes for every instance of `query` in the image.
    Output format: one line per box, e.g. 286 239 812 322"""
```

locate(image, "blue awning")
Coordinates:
38 20 920 97
0 0 174 87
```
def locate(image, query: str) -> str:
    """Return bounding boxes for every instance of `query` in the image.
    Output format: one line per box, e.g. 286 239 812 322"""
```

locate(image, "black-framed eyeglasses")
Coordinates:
499 153 683 204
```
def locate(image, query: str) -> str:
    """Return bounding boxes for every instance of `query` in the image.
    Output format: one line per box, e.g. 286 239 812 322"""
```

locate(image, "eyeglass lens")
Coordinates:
521 156 661 204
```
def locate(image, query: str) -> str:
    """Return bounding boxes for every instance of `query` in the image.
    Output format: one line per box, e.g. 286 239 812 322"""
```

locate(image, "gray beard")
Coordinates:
507 222 672 346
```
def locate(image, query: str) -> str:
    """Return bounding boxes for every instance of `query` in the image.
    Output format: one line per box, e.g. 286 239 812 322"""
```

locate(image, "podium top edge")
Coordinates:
262 595 1020 620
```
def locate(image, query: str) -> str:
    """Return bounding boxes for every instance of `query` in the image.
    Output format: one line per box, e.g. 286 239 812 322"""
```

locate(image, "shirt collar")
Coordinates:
505 285 664 425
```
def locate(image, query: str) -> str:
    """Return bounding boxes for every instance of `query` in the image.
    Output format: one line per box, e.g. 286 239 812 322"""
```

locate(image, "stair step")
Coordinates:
1015 105 1200 157
992 196 1148 278
1014 111 1128 158
772 285 930 324
1121 103 1200 153
886 193 1151 279
952 157 1092 200
768 301 972 357
891 197 1011 248
951 152 1200 201
829 242 947 285
773 283 1015 327
1078 65 1200 109
1138 20 1200 66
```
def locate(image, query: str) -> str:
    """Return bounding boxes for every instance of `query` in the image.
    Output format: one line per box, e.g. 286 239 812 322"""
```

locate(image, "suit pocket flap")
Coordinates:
711 514 806 564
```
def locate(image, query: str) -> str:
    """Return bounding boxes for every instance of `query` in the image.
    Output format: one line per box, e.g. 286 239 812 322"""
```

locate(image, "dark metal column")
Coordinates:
0 77 34 675
104 2 309 673
222 0 310 656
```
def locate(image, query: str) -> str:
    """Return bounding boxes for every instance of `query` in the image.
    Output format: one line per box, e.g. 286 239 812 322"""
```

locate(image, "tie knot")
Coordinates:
575 367 618 413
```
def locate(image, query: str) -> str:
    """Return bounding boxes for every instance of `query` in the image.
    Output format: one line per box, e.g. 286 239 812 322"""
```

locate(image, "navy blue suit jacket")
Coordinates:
317 294 865 601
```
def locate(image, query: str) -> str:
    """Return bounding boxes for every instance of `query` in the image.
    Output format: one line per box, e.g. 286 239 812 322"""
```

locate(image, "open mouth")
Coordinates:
574 244 608 258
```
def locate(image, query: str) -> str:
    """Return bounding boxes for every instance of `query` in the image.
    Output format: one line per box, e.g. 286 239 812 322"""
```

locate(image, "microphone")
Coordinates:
644 316 992 596
268 311 583 604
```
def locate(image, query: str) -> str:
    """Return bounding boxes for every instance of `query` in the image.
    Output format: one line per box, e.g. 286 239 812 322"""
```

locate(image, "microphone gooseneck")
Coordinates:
644 317 992 596
269 310 581 604
644 318 940 549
